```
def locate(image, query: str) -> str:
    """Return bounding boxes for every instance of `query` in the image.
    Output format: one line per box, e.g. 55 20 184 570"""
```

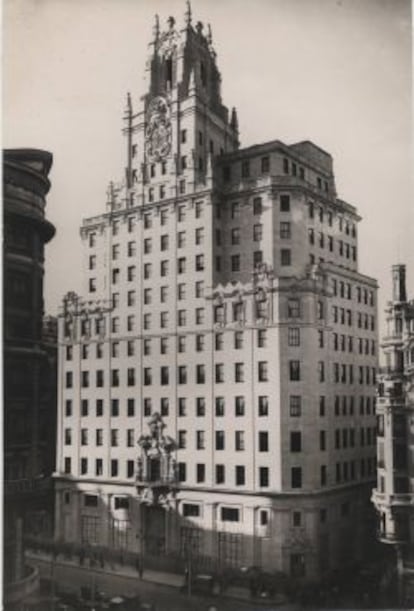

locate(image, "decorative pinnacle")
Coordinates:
153 14 160 40
126 91 132 114
230 107 239 132
185 0 192 26
207 23 213 45
196 21 203 34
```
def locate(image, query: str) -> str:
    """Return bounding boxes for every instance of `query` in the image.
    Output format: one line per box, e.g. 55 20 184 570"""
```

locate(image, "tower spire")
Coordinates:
230 107 239 133
153 14 160 41
185 0 192 27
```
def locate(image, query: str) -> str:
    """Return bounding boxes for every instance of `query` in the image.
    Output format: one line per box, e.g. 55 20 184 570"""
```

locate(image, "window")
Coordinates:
127 315 135 332
112 269 120 285
178 366 187 384
178 398 186 417
261 156 270 173
241 160 250 178
160 209 168 225
144 238 152 254
281 249 291 266
195 254 204 271
178 463 186 482
254 250 263 266
178 310 186 327
259 467 269 487
280 194 290 212
290 396 301 417
235 363 244 382
89 232 96 247
65 399 72 416
196 465 205 483
258 396 269 416
160 260 168 276
231 202 240 219
214 305 225 325
195 308 204 325
253 223 263 241
64 457 71 474
89 278 96 292
215 430 225 450
127 240 136 256
235 465 245 485
96 370 104 387
177 335 186 353
111 399 119 417
81 371 89 388
96 399 103 417
195 334 205 352
290 432 302 452
215 364 224 383
235 431 245 451
320 431 326 451
196 431 205 450
215 332 224 350
112 244 120 260
160 366 169 386
231 255 240 272
235 396 245 416
253 197 262 215
280 222 291 239
144 263 152 279
195 281 204 298
288 327 300 346
287 298 300 318
221 506 239 521
196 365 205 384
81 458 88 475
289 360 300 381
231 227 240 245
318 361 325 382
178 257 186 274
215 397 225 416
144 368 152 386
319 396 326 417
111 460 118 477
259 431 269 452
178 430 187 449
291 467 302 488
64 428 72 445
81 399 89 417
216 465 225 484
258 361 268 382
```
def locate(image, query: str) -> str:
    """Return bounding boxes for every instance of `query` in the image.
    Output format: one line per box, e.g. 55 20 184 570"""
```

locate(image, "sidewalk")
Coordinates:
27 549 291 608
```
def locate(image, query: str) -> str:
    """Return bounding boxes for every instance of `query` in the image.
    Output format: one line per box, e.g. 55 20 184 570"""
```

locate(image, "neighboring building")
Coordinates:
3 149 56 608
372 264 414 603
54 8 378 581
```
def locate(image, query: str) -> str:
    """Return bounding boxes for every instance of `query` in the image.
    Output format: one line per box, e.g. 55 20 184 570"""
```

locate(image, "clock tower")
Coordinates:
123 2 239 206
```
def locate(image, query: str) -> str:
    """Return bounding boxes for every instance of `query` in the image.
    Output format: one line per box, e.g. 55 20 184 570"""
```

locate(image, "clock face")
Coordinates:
146 96 171 162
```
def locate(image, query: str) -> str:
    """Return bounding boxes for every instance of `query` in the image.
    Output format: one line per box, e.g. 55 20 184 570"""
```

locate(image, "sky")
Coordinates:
3 0 413 334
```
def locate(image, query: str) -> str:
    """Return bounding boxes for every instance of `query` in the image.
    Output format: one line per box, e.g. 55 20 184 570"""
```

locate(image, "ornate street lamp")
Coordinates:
135 413 178 574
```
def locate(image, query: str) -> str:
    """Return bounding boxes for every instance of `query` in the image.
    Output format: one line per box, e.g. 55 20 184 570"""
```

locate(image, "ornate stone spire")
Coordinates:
207 23 213 45
153 14 160 41
230 107 239 133
184 0 192 27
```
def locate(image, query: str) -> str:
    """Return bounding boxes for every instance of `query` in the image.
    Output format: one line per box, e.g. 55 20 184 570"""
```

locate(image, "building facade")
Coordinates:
54 7 378 581
4 149 56 607
372 264 414 602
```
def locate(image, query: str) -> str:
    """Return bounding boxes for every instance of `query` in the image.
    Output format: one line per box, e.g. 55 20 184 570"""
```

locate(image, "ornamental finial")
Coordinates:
207 23 213 45
185 0 192 26
153 14 160 40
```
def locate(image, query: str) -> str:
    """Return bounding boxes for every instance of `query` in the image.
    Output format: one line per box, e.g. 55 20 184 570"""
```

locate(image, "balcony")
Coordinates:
378 366 405 376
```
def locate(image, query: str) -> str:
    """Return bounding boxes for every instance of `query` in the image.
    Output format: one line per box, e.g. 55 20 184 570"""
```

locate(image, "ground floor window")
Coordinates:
218 532 243 568
81 515 100 545
180 527 203 558
111 518 132 550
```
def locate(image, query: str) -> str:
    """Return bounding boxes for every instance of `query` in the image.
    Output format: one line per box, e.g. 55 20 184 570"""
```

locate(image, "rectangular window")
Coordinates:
196 430 205 450
259 431 269 452
259 467 269 487
290 431 302 452
258 361 268 382
290 395 301 417
215 430 225 450
215 332 224 350
196 365 205 384
178 366 187 384
280 222 291 239
235 396 245 416
289 360 300 381
281 249 291 266
253 223 263 241
215 397 225 416
291 467 302 488
235 362 244 383
258 395 269 416
216 464 225 484
215 363 224 383
235 466 246 486
288 327 300 346
196 464 205 483
280 194 290 212
235 431 245 451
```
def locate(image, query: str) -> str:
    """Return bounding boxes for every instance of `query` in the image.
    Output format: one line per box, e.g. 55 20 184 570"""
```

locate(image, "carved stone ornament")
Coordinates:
146 96 172 162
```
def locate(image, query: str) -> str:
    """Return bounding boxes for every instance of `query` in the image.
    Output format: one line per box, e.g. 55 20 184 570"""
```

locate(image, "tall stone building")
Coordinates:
3 149 56 607
54 7 378 581
372 264 414 603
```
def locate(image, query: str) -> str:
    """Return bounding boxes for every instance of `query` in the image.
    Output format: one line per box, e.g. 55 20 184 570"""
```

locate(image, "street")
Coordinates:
33 556 291 611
